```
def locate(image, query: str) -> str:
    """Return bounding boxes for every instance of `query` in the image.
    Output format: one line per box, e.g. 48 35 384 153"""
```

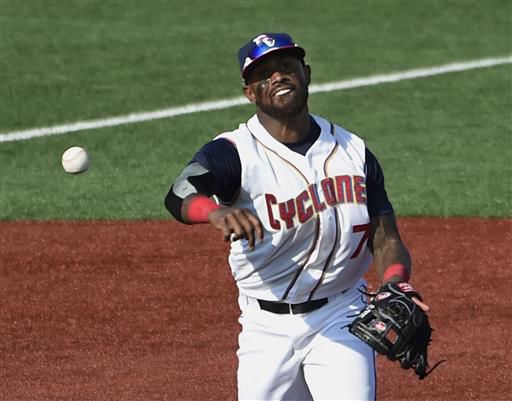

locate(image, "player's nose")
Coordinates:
267 70 287 85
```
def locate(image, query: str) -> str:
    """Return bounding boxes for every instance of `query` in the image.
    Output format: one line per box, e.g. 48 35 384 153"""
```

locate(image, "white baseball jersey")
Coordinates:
217 114 372 303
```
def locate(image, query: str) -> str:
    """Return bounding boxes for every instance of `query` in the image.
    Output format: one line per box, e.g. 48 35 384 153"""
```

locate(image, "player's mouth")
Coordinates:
272 86 294 98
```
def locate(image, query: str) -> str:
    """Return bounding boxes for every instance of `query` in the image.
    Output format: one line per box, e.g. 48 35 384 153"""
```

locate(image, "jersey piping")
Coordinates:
307 122 343 300
215 114 372 302
245 123 323 301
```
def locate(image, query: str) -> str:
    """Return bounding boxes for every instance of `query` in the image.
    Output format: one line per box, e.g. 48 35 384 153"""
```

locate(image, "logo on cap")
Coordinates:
243 57 252 69
238 32 305 81
252 34 276 48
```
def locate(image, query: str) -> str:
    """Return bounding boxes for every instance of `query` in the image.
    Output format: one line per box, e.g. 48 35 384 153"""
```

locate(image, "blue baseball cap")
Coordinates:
238 33 305 81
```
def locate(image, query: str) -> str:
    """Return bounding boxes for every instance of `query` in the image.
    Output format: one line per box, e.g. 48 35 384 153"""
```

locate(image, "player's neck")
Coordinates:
256 108 311 144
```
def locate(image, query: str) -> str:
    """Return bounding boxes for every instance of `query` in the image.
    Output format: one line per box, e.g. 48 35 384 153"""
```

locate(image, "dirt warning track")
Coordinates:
1 218 510 400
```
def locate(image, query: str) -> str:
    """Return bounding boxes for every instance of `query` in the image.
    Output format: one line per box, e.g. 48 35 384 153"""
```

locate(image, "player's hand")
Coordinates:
412 297 431 313
208 207 264 250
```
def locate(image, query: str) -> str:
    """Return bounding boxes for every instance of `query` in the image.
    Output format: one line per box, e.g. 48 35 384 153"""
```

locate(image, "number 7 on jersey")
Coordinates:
350 223 371 259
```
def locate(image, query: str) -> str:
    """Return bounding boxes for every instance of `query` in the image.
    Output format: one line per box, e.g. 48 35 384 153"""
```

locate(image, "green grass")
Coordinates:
312 66 512 217
0 0 511 219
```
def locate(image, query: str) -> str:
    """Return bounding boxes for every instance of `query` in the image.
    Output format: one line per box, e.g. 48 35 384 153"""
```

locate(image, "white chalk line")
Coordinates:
1 55 511 143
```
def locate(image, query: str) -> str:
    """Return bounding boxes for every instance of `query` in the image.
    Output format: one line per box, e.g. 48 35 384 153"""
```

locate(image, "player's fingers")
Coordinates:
412 297 431 312
240 210 256 250
221 223 234 242
246 211 264 241
210 208 262 250
238 210 265 250
207 209 232 241
233 210 256 250
225 213 245 242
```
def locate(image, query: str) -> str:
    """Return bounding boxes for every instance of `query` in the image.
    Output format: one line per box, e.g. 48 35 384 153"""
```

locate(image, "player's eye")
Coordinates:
281 59 302 75
251 58 299 83
260 69 271 78
253 68 271 81
281 61 293 71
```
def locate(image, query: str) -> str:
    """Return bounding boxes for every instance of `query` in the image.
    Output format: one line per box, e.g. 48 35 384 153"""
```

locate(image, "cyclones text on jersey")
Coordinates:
265 174 367 229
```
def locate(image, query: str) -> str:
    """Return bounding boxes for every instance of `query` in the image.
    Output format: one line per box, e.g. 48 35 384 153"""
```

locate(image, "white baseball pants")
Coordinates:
237 283 376 401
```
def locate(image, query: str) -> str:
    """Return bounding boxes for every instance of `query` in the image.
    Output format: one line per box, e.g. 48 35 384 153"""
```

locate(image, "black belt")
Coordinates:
257 298 328 314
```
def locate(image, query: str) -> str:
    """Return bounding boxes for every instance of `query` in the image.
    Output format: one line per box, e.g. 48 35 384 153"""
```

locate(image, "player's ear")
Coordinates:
304 64 311 85
243 85 256 103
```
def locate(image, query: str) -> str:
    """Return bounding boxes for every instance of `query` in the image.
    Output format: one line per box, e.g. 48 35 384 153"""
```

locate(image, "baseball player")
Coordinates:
165 32 429 400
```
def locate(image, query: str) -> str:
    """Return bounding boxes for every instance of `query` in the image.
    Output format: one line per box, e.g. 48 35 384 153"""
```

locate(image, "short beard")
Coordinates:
256 86 309 120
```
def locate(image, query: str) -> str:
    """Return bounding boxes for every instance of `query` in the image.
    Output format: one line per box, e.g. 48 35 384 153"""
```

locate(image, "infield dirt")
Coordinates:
1 218 511 400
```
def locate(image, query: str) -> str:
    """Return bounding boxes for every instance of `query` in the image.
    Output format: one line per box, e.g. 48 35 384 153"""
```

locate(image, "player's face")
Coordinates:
243 53 311 119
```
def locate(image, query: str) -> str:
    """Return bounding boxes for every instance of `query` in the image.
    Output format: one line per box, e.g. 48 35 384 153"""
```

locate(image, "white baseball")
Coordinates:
61 146 90 174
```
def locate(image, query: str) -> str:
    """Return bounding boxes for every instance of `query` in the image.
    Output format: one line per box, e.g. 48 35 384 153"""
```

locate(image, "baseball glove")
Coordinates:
349 282 434 379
